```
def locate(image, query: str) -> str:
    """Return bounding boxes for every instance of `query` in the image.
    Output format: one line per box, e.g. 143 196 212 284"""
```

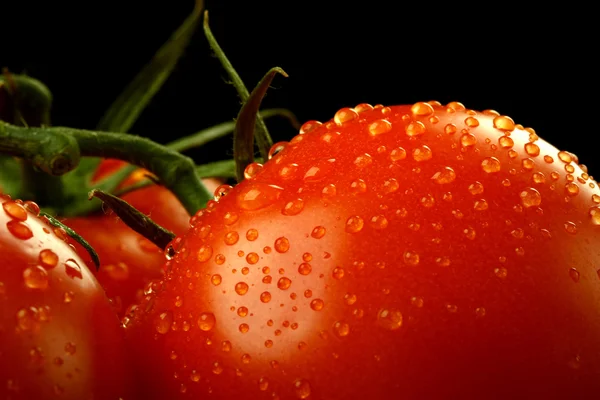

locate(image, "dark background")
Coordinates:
2 1 598 172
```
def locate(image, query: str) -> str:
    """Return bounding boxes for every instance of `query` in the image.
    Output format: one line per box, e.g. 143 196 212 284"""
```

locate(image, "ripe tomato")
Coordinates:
125 102 600 399
63 159 221 317
0 195 134 399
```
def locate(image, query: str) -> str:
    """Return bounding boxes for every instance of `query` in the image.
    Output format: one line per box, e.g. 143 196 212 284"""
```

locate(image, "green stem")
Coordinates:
203 11 274 160
0 121 209 215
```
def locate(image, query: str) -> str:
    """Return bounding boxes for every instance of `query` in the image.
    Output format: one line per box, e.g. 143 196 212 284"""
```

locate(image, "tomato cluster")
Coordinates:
3 101 600 399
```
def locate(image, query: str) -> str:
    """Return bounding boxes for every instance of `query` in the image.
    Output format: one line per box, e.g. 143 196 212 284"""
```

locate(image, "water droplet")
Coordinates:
294 379 312 399
197 312 216 331
322 184 337 198
3 201 27 221
420 194 435 208
6 220 33 240
558 151 573 163
332 266 345 279
565 182 580 196
268 142 288 159
197 245 213 262
23 266 49 290
444 123 457 135
411 101 434 116
474 199 489 211
369 215 389 230
282 199 305 216
258 291 272 303
569 268 580 283
377 308 403 330
564 221 577 234
589 206 600 225
214 184 233 201
310 226 326 239
464 227 476 240
368 119 392 136
239 323 250 333
23 200 40 215
390 147 407 161
494 267 508 279
464 116 480 127
498 135 514 149
246 252 259 265
460 133 477 147
235 282 249 295
406 121 426 137
275 237 290 253
155 311 173 334
298 263 312 276
310 299 325 311
520 188 542 208
355 103 374 113
334 107 359 125
38 249 59 269
481 157 501 173
64 259 83 279
333 321 350 337
403 250 420 266
345 216 364 233
224 231 239 245
412 145 432 161
532 172 546 184
243 162 263 179
493 115 515 131
278 163 300 180
431 167 456 184
223 211 239 225
525 142 540 157
237 183 283 211
277 277 292 290
299 120 322 134
63 291 74 303
354 153 373 168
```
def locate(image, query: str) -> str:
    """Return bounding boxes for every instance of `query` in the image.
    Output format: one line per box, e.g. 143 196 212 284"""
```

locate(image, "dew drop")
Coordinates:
377 308 403 330
431 167 456 184
520 188 542 208
403 251 420 266
277 277 292 290
525 142 540 157
444 123 457 135
237 183 283 211
558 151 573 163
589 206 600 225
369 215 389 229
299 120 322 134
246 252 259 264
368 119 392 136
260 291 272 303
243 162 263 179
354 153 373 168
197 245 213 262
333 321 350 337
6 220 33 240
198 312 216 331
23 266 49 290
224 231 240 245
412 145 432 161
332 266 345 279
390 147 407 161
420 194 435 208
498 135 514 149
268 142 288 159
344 293 357 305
235 282 249 295
355 103 374 113
294 379 312 399
282 199 305 216
334 107 359 125
39 249 59 269
155 311 173 334
274 237 290 253
460 133 477 147
464 116 480 127
345 216 364 233
3 201 27 221
239 323 250 333
494 267 508 279
481 157 501 173
298 263 312 275
564 221 577 234
311 226 326 239
406 121 426 137
64 259 83 279
310 299 325 311
223 211 239 225
493 115 515 131
565 182 580 196
411 101 434 116
569 268 580 283
474 199 489 211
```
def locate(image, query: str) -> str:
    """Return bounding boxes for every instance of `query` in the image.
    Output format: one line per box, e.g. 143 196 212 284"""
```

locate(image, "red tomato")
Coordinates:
125 102 600 399
63 159 221 317
0 195 134 399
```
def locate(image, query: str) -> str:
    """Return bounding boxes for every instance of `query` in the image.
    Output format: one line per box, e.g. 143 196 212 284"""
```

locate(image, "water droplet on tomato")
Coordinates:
268 141 288 159
564 221 577 234
277 277 292 290
481 157 501 173
2 201 27 221
406 121 426 137
297 263 312 275
333 321 350 337
155 311 173 334
461 133 477 147
369 215 389 229
411 101 434 116
558 151 572 163
6 220 33 240
197 245 213 262
23 266 49 290
239 323 250 333
224 231 240 245
235 282 249 295
412 145 432 161
493 115 515 131
524 142 540 157
274 237 290 253
589 206 600 225
294 379 312 399
520 188 542 208
282 199 305 216
38 249 58 269
345 216 364 233
474 199 489 211
368 119 392 136
420 194 435 208
334 107 359 125
310 299 325 311
300 120 322 134
565 182 580 196
403 251 420 266
569 268 580 283
377 308 403 330
464 116 479 127
432 167 456 184
390 147 407 161
64 259 83 279
197 312 216 331
237 183 283 211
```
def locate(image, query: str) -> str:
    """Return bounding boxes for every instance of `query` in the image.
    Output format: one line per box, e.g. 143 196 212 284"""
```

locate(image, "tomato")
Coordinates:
124 102 600 399
62 159 221 317
0 195 134 399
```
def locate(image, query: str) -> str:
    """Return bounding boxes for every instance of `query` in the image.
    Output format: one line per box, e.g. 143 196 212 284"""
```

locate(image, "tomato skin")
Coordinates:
63 160 221 317
125 103 600 399
0 196 135 399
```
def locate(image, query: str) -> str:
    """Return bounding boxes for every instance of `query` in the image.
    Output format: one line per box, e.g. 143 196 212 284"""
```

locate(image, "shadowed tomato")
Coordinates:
0 195 134 399
63 159 221 317
125 102 600 399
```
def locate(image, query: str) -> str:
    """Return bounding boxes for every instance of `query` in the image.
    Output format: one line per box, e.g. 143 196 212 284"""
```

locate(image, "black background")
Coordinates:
2 1 598 173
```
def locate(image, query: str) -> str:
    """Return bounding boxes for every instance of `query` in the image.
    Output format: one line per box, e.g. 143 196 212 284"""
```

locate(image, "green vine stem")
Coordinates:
203 11 274 160
88 189 175 250
0 121 210 215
